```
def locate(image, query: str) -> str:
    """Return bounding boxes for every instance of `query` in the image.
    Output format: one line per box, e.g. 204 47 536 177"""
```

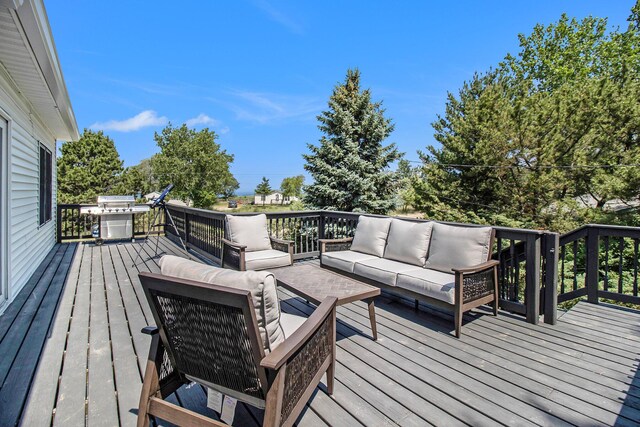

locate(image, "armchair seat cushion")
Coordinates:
226 214 272 252
280 312 306 339
159 255 285 353
245 249 292 271
321 250 377 273
353 258 419 287
396 268 456 304
350 216 392 257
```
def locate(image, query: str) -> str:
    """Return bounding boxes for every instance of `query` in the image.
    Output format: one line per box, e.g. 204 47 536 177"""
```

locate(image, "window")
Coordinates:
39 144 52 225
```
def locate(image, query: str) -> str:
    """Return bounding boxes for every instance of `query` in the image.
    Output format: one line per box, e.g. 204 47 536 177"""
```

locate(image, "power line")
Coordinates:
405 160 640 170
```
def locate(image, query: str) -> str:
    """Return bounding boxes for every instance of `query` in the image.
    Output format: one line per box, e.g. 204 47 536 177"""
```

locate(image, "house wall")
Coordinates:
0 65 57 304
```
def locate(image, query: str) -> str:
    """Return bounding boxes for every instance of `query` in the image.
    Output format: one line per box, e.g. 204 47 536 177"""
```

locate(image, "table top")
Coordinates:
271 263 380 306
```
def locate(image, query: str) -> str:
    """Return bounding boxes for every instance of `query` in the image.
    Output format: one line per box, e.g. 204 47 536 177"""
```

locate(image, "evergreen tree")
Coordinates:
151 124 235 208
303 69 400 214
57 129 124 203
255 177 272 205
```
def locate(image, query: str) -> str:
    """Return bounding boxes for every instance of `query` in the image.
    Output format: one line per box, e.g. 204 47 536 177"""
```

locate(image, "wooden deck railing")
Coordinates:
558 224 640 307
57 203 568 324
56 204 163 241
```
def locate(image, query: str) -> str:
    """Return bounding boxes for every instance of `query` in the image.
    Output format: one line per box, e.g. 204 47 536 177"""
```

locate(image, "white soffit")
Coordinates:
0 0 78 141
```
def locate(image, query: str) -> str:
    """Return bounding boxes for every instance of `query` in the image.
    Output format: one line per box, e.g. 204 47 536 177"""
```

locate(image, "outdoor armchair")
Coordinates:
137 257 337 427
222 213 294 271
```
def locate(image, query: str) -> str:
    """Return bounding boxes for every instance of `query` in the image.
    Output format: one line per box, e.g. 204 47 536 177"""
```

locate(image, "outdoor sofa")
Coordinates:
320 216 499 337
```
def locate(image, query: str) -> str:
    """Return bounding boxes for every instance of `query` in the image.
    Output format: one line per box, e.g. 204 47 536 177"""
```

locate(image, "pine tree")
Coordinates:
255 177 272 205
57 129 124 203
303 69 400 214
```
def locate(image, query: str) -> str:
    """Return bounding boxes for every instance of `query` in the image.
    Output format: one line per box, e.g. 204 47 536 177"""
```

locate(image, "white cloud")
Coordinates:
254 0 303 35
90 110 168 132
228 90 322 124
185 113 218 127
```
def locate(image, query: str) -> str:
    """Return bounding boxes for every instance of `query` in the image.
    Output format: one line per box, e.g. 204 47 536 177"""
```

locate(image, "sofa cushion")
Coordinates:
350 216 392 257
321 250 378 273
396 268 456 304
245 249 292 271
353 258 419 287
226 214 272 252
159 255 285 353
425 223 492 273
384 219 433 266
280 312 306 339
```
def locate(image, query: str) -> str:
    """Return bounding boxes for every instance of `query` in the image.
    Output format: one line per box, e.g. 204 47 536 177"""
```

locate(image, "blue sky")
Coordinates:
48 1 634 194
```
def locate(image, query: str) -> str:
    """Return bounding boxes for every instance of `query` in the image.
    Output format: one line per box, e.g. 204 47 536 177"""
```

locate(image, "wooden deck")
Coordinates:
2 237 639 426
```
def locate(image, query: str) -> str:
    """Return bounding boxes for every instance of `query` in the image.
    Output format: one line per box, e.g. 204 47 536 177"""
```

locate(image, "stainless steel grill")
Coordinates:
80 195 150 243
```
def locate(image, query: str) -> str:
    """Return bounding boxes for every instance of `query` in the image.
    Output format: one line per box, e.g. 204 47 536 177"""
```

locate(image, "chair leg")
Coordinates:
326 362 335 395
137 359 160 427
455 306 463 338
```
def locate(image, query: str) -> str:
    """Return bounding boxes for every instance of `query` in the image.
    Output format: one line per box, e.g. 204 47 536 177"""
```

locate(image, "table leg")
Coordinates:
366 298 377 340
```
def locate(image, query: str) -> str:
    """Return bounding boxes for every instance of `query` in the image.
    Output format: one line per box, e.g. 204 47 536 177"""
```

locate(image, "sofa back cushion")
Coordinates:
350 216 392 257
159 255 285 353
226 214 272 252
384 219 433 266
424 223 493 272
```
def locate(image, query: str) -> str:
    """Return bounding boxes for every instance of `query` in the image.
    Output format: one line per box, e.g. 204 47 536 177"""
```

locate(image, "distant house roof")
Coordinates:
0 0 78 140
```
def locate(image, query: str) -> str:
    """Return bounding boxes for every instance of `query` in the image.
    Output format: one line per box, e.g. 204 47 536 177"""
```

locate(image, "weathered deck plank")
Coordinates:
6 237 640 427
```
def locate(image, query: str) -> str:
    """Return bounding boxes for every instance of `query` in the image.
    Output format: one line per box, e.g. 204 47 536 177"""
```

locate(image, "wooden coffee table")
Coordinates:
272 263 381 340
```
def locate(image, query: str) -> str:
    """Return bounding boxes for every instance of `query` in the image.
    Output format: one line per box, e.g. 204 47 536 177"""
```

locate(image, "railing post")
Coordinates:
525 234 541 324
586 226 600 304
318 211 325 240
56 205 62 243
543 232 559 325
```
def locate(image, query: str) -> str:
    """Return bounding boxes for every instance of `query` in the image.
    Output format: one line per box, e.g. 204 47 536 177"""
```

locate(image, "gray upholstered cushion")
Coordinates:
350 216 392 257
424 223 492 273
383 219 433 266
280 312 306 339
321 250 378 273
159 255 285 353
396 268 456 304
226 214 272 252
353 258 419 287
245 249 292 271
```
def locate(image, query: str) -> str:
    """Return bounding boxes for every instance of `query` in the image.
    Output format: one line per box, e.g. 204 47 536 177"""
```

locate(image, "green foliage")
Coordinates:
414 8 640 232
57 129 124 203
113 158 157 198
255 177 272 205
151 124 235 209
220 175 240 199
280 175 304 200
303 69 401 214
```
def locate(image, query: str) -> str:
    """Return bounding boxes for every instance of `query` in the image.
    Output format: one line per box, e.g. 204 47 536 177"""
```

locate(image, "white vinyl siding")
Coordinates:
0 68 57 302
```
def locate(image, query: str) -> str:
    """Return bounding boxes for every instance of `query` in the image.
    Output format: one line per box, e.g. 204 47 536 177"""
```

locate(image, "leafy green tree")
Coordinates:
151 124 235 208
255 176 272 205
303 69 401 214
57 129 124 203
413 8 640 231
220 175 240 199
280 175 304 203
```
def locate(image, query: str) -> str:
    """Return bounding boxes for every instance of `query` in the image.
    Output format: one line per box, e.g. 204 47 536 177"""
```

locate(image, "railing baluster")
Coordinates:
635 239 639 297
618 237 624 294
572 240 578 292
604 235 610 292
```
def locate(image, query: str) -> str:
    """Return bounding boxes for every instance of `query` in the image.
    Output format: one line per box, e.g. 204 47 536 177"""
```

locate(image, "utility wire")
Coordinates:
404 160 640 169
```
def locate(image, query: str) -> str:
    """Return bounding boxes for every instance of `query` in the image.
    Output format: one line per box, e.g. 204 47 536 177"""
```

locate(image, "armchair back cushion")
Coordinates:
424 223 493 273
159 255 285 353
383 219 433 266
226 214 272 252
350 216 392 257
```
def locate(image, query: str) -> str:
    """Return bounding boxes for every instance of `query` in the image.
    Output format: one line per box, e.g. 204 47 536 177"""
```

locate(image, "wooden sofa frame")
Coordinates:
221 237 294 271
319 230 499 338
137 272 337 427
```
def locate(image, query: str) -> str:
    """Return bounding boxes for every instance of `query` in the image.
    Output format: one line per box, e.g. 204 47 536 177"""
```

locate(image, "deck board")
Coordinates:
4 237 638 427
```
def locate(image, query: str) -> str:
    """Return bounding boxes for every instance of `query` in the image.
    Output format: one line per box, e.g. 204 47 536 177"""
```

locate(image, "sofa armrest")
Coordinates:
454 260 499 304
221 238 247 271
319 237 353 254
